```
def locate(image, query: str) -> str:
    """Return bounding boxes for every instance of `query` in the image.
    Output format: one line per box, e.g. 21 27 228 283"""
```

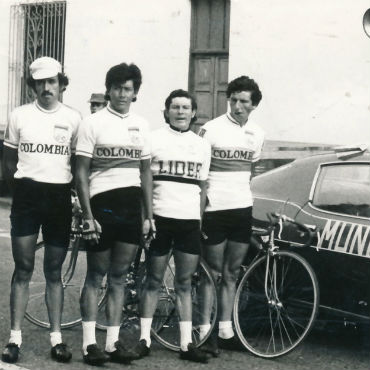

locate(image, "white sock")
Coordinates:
9 330 22 347
82 321 96 355
179 321 192 351
105 326 120 353
218 321 234 339
50 332 62 347
139 317 152 347
199 324 211 341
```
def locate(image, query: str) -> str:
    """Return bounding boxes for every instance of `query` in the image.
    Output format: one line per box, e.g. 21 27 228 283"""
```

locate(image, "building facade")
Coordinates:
0 0 369 144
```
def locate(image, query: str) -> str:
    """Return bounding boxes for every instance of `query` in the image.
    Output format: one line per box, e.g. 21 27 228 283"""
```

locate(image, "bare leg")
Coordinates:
139 253 169 318
80 249 110 321
106 242 138 326
10 234 38 330
219 241 249 322
43 245 68 332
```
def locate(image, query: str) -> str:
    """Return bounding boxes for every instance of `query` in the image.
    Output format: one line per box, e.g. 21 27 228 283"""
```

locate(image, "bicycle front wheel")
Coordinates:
25 238 86 329
151 257 217 351
234 250 319 358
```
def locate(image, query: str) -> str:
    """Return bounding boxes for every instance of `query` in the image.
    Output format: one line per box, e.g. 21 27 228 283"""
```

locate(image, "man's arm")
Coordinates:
140 158 154 236
2 146 18 194
75 155 93 219
199 180 208 219
75 155 101 242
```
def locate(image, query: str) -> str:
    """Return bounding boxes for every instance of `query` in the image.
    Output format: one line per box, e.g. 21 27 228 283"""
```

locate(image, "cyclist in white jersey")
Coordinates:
2 57 81 364
133 90 211 363
75 63 153 366
199 76 264 355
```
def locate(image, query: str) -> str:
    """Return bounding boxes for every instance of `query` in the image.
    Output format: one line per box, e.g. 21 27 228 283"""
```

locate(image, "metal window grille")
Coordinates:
8 1 66 117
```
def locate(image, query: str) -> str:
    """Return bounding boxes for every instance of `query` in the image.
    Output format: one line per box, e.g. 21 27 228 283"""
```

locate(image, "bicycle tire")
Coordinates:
151 256 218 352
25 238 86 329
234 250 319 358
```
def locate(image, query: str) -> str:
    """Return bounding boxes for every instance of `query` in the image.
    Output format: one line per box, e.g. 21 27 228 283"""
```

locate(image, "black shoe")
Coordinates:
133 339 150 359
83 344 110 366
51 343 72 363
200 334 220 357
180 343 208 363
106 341 140 364
2 343 20 363
218 336 245 351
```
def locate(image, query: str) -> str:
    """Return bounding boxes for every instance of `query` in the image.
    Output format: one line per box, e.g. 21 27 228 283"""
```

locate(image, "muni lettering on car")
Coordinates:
316 219 370 258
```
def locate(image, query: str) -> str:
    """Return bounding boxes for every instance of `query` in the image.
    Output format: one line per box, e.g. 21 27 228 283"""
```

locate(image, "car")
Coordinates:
251 144 370 322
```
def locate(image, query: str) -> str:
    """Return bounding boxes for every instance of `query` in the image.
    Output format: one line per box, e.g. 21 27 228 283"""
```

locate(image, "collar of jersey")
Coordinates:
107 104 130 119
168 124 190 134
35 100 61 113
226 112 248 127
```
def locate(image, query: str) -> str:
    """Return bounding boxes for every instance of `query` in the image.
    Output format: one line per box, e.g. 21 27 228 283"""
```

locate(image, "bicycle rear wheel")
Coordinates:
25 238 86 329
96 260 146 335
151 256 217 351
234 250 319 358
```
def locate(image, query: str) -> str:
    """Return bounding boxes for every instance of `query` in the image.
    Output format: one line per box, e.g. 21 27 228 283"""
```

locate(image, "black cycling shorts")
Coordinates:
87 187 142 251
202 207 252 245
10 178 72 248
148 215 201 256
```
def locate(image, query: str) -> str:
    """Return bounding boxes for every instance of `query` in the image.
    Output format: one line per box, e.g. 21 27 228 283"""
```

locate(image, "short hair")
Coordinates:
26 73 69 92
105 63 142 102
164 89 198 124
226 75 262 106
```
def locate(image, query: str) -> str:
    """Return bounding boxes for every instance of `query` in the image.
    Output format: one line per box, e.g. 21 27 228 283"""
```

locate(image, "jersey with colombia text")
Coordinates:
76 105 150 198
200 112 264 211
151 126 211 220
4 101 81 184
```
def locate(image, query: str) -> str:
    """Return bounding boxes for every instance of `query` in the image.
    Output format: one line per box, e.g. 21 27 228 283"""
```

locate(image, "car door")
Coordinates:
294 161 370 318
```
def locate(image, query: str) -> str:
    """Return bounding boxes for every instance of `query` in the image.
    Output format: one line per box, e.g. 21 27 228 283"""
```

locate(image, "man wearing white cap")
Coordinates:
2 56 81 363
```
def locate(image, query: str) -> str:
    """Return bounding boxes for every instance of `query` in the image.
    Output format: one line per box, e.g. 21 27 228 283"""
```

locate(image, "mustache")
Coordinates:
41 91 53 97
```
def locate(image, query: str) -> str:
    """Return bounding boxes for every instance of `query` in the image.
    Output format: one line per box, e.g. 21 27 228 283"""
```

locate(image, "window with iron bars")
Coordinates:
8 1 66 117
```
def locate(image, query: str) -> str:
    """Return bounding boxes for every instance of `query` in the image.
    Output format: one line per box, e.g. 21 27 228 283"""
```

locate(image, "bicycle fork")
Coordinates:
264 229 282 310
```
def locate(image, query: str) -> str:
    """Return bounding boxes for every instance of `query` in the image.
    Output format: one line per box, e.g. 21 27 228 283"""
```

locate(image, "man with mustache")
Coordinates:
2 57 81 364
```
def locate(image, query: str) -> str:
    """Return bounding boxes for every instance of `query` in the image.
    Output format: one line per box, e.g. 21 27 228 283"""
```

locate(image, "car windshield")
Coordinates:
312 163 370 217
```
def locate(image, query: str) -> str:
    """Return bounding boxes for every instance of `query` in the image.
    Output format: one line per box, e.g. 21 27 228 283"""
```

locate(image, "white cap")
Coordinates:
29 57 62 80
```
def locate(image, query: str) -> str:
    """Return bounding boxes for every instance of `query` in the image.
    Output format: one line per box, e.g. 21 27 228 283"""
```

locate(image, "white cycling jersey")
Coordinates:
4 101 81 184
151 125 211 219
76 105 150 198
200 112 265 212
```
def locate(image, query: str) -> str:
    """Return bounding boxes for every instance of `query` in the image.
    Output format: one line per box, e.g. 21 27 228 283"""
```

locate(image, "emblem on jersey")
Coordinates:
54 124 69 144
198 128 206 138
128 127 142 145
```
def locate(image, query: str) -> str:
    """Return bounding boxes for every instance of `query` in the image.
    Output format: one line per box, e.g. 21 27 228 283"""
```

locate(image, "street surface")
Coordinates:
0 202 369 370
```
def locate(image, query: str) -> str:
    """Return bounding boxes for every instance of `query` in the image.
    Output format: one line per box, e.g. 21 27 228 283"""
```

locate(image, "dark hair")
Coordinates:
226 75 262 106
164 89 198 124
105 63 142 102
27 73 69 92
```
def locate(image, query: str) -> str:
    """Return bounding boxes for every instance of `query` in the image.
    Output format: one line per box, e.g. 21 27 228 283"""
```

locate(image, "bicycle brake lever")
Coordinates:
277 218 283 239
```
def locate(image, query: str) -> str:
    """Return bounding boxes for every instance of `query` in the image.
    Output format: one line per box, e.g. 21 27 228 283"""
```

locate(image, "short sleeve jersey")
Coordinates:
76 105 151 198
151 126 211 220
4 101 81 184
200 113 265 211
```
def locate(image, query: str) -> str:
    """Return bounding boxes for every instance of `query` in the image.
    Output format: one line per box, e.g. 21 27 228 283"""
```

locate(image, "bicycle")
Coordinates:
233 212 319 358
95 238 218 351
25 202 218 352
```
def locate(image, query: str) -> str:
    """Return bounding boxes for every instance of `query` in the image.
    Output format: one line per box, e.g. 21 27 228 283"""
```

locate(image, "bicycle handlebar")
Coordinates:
252 212 314 248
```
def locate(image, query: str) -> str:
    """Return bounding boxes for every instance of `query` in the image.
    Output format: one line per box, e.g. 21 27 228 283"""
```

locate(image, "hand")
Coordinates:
142 218 156 240
81 219 102 244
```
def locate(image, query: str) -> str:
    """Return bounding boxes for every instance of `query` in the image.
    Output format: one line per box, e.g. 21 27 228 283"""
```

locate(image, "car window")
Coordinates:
312 163 370 217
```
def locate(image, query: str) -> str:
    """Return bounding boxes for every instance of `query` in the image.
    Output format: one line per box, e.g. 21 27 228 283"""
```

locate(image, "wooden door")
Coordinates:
189 0 230 131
